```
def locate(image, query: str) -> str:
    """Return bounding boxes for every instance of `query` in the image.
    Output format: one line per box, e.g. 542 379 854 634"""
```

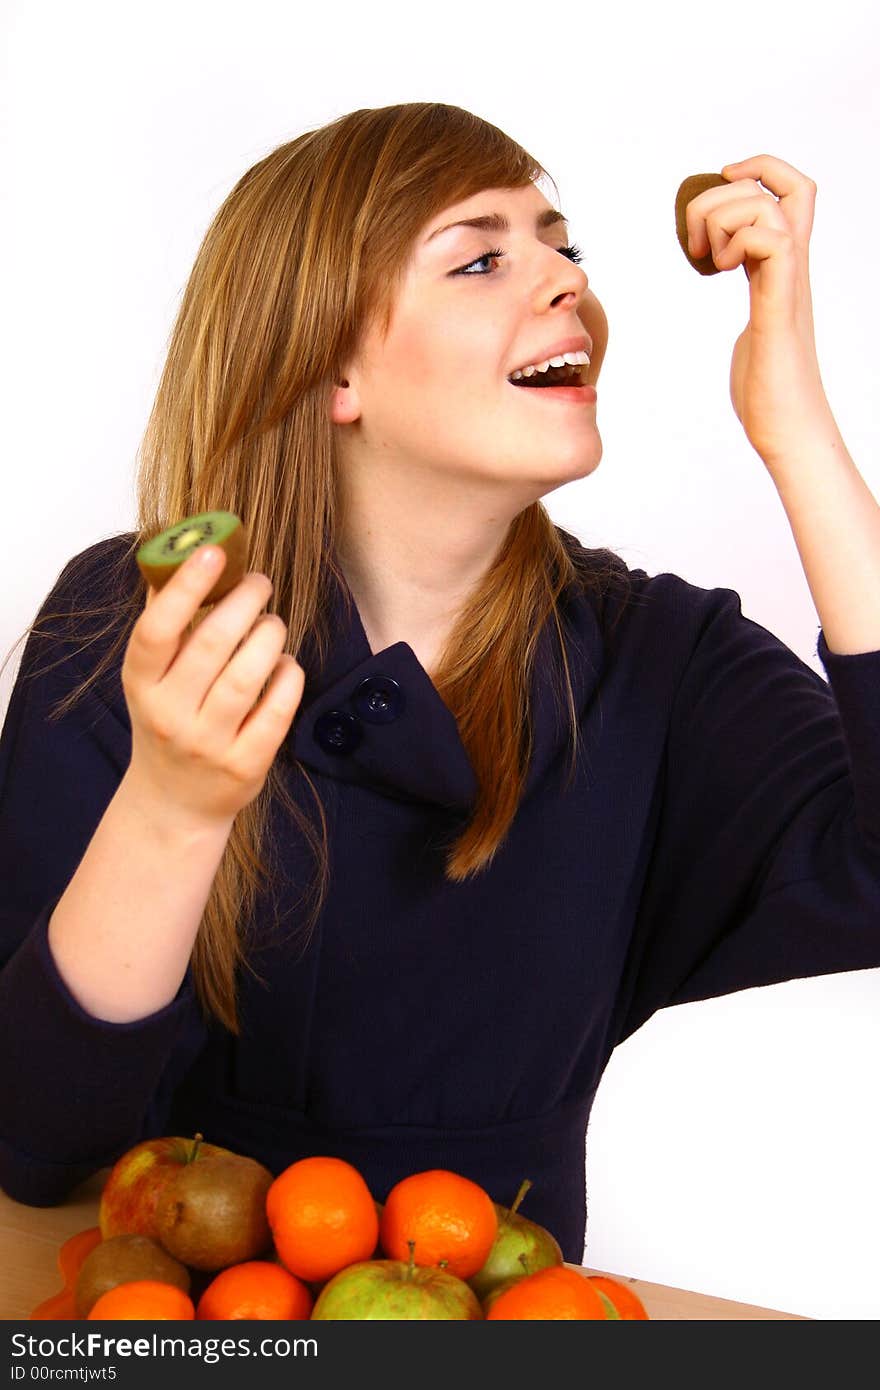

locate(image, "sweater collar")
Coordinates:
285 548 606 814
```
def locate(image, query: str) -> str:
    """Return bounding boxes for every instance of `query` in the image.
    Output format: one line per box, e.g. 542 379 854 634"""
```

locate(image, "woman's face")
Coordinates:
332 182 607 496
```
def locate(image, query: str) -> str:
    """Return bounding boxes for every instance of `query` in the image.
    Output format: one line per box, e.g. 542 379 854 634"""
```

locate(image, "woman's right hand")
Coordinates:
121 545 305 827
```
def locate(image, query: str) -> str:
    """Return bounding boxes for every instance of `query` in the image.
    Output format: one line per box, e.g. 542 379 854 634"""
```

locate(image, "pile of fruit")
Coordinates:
30 1133 648 1320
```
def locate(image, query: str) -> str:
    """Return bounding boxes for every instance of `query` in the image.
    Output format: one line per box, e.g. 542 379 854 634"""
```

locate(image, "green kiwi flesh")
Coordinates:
675 173 731 275
137 510 248 604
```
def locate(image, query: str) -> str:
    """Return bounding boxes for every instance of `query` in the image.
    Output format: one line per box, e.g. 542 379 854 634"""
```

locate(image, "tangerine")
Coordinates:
196 1260 313 1320
59 1228 104 1287
30 1289 77 1320
87 1280 195 1320
30 1227 104 1319
589 1274 650 1319
266 1156 379 1284
485 1265 608 1319
379 1169 498 1279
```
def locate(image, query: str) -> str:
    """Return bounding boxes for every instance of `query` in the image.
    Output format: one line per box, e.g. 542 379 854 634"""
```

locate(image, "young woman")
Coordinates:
1 103 877 1264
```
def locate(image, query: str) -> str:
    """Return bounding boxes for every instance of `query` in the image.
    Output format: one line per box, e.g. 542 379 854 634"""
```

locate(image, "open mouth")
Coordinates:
507 362 587 389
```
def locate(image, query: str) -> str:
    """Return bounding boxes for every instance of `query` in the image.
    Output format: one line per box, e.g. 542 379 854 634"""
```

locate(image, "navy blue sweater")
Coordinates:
1 529 878 1262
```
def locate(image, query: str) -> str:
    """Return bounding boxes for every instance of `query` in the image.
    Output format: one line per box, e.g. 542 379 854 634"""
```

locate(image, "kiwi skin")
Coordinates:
74 1233 191 1318
153 1154 274 1271
137 512 248 605
675 173 731 275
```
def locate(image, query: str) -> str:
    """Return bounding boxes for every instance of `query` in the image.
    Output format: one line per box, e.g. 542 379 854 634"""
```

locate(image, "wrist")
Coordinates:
118 768 235 848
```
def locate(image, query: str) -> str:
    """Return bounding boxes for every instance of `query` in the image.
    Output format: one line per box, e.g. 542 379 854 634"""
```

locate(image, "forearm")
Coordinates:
768 415 880 655
47 771 233 1024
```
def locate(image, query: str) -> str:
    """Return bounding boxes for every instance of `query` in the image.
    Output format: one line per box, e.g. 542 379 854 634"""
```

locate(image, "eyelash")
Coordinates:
454 242 584 276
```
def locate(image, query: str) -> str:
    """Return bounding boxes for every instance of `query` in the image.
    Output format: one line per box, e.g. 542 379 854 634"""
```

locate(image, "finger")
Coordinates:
720 156 817 244
686 184 768 260
162 572 275 709
231 655 305 768
721 155 817 198
702 193 788 266
195 611 289 735
128 547 228 684
714 226 799 318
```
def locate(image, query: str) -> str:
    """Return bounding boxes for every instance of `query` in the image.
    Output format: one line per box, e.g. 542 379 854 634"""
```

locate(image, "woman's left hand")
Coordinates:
684 154 834 470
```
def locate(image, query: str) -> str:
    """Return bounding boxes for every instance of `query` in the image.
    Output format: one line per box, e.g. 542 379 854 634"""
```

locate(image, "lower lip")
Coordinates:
509 383 597 403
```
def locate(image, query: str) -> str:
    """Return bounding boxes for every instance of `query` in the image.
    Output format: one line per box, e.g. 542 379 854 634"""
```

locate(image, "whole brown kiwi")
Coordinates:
153 1153 274 1271
74 1233 191 1317
675 173 732 275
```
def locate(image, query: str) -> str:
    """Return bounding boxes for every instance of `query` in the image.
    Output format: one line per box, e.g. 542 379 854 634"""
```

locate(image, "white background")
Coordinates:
2 0 878 1320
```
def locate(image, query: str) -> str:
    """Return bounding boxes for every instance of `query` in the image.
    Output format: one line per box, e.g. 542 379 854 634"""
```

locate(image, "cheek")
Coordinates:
382 321 442 392
363 310 504 437
385 308 497 396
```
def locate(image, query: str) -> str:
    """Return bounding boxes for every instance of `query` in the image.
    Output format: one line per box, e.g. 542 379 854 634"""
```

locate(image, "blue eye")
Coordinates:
455 247 506 276
454 242 584 276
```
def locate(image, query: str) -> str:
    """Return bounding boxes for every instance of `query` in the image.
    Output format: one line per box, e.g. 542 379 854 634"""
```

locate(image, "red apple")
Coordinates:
99 1133 237 1241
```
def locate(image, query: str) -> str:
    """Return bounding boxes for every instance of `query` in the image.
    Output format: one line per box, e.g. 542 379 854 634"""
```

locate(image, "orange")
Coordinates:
266 1156 379 1284
589 1274 650 1319
30 1289 78 1320
196 1261 313 1320
485 1265 608 1319
379 1169 498 1279
58 1228 104 1287
30 1227 104 1319
87 1280 195 1320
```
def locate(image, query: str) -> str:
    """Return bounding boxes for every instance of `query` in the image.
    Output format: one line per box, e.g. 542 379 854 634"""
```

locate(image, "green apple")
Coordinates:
467 1179 564 1302
312 1242 483 1319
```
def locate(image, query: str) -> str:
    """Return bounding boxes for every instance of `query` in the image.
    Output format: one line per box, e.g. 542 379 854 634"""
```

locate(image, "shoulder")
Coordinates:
553 524 749 656
21 533 142 696
41 532 141 618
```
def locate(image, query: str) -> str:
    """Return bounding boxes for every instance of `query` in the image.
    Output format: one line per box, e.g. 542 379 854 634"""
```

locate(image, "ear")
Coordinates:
328 376 361 425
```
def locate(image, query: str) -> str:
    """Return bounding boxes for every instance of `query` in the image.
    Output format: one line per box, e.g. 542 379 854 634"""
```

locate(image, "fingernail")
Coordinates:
197 546 221 566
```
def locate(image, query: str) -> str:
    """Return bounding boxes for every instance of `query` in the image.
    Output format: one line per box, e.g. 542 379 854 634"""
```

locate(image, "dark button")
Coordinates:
313 709 363 756
352 674 405 724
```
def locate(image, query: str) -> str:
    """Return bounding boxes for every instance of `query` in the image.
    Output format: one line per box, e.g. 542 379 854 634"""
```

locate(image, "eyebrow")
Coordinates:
424 208 568 244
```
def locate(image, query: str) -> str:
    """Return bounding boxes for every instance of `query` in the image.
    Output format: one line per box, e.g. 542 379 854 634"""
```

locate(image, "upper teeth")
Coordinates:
509 349 591 379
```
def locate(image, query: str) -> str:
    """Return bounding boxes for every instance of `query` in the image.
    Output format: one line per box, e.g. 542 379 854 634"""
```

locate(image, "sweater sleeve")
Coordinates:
613 582 880 1045
0 541 204 1205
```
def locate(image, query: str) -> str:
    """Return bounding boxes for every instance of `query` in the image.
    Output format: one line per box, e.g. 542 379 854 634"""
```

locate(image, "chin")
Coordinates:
527 456 601 504
551 436 603 478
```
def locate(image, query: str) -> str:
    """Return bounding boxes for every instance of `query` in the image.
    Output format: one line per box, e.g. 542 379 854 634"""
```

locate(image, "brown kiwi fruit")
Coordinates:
675 173 731 275
153 1153 274 1271
136 510 248 604
74 1233 191 1317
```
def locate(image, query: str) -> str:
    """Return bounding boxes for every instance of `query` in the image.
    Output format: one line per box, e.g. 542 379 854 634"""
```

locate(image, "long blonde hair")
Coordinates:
6 103 630 1034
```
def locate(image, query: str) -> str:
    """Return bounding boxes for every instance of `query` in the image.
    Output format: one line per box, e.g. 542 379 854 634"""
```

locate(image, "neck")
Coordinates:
335 479 525 673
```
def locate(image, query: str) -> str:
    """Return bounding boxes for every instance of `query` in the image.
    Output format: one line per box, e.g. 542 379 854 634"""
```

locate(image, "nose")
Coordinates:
535 245 590 313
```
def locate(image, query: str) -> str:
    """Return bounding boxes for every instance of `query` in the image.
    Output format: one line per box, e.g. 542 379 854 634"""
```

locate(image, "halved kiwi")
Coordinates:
675 173 731 275
136 510 248 604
